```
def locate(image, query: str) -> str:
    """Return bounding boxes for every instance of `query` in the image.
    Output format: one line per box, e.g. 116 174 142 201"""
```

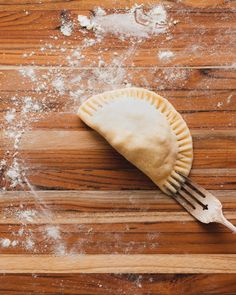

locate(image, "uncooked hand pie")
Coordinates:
78 87 193 194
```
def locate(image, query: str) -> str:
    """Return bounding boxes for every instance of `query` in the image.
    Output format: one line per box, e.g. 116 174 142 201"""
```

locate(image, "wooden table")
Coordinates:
0 0 236 294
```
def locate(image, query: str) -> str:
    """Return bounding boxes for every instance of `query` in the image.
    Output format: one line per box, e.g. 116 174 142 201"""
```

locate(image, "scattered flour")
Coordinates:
52 77 65 94
78 5 169 39
22 96 42 113
0 238 11 247
60 10 73 36
11 240 19 247
60 20 73 37
0 238 18 248
77 15 94 30
6 158 23 188
19 67 37 82
158 50 174 60
5 109 16 123
0 159 7 171
54 243 67 256
17 209 37 222
0 3 184 257
25 237 35 250
46 226 61 240
18 228 24 236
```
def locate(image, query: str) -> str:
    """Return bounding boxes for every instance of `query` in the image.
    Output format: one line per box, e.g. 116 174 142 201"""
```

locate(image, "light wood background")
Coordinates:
0 0 236 294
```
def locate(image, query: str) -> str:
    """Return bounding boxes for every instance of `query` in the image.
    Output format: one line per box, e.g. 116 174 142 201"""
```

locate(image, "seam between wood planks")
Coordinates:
0 65 235 70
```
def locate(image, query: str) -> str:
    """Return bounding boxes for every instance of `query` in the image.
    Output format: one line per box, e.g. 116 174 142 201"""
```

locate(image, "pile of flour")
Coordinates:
78 5 169 40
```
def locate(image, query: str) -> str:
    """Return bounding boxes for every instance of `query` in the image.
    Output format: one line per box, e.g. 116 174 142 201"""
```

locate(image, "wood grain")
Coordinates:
1 273 236 295
0 0 235 11
1 254 236 273
0 190 235 255
0 8 235 66
0 0 236 293
1 68 235 92
2 129 236 190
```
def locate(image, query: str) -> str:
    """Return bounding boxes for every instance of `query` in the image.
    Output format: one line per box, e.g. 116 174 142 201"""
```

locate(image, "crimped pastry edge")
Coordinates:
78 87 193 194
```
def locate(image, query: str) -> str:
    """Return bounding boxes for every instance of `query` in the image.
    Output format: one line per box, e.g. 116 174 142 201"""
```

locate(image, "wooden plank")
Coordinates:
24 168 236 190
2 125 236 189
0 8 235 66
28 110 236 130
0 89 235 115
0 1 235 292
0 191 235 255
1 68 235 92
2 129 236 150
0 10 235 32
0 273 236 295
0 40 235 66
0 0 235 11
10 149 236 169
2 112 235 131
0 254 236 273
1 222 236 255
1 190 235 211
0 196 235 225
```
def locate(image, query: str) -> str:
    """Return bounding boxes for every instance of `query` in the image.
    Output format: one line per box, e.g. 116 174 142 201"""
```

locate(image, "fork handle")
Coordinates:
217 212 236 233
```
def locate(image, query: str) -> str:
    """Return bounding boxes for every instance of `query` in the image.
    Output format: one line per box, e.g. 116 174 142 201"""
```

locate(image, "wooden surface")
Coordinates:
0 0 236 294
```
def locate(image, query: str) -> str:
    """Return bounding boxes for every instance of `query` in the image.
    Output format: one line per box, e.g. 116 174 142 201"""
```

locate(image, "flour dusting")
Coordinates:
0 238 11 248
60 20 73 37
78 5 169 39
46 226 61 240
1 2 176 256
158 50 174 60
6 159 24 188
17 209 37 222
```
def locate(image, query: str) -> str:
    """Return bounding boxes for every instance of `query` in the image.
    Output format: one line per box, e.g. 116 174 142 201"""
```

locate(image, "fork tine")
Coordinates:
181 182 208 210
164 185 195 211
175 193 195 211
165 174 236 232
167 176 204 210
179 174 207 198
177 188 201 210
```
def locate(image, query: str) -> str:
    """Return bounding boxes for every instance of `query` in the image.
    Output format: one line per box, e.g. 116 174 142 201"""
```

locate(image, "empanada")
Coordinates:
78 87 193 194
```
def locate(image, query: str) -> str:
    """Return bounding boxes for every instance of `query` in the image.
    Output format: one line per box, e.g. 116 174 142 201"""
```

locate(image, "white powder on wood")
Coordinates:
1 238 11 248
6 159 23 188
17 209 36 222
19 67 36 82
0 238 19 248
78 15 94 30
0 159 7 171
158 50 174 60
5 109 16 123
11 240 18 247
18 228 24 236
25 237 35 250
60 20 73 37
52 77 65 94
1 3 173 256
78 4 168 39
54 243 67 256
46 226 61 240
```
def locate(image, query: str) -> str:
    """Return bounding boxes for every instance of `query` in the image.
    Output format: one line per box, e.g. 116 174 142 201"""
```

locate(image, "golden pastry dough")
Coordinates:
78 87 193 194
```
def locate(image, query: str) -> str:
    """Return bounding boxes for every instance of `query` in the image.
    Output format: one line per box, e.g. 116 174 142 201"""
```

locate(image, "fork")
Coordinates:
164 174 236 233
